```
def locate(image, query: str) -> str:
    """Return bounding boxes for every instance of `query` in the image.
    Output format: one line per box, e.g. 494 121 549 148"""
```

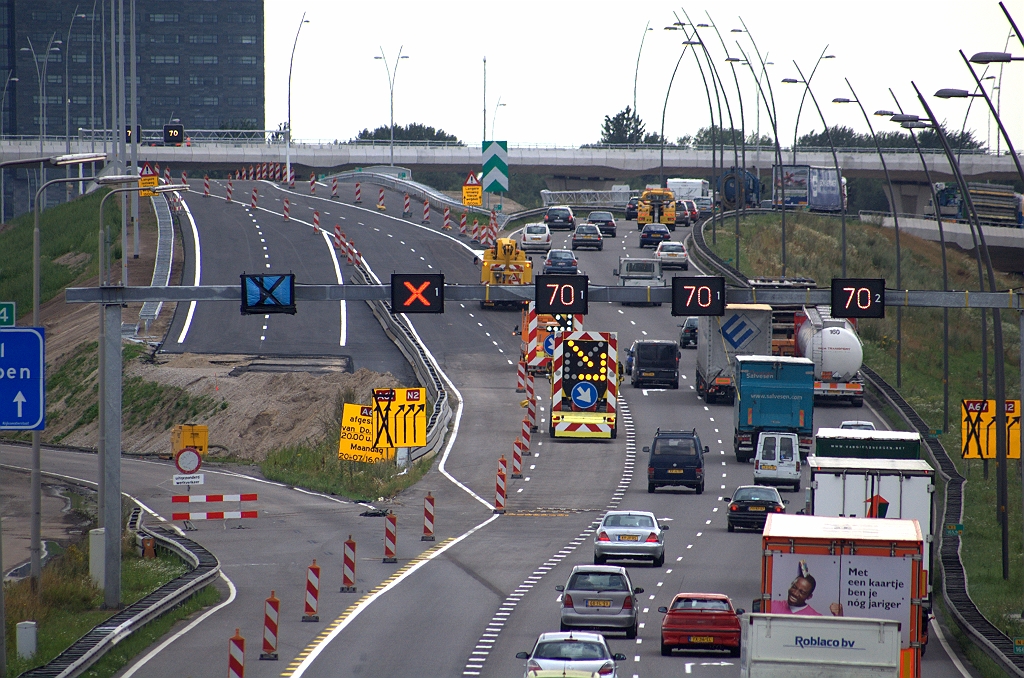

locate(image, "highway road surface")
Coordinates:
2 179 977 678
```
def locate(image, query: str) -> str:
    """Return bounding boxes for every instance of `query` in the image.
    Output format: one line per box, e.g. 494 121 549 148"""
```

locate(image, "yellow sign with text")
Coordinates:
138 175 159 197
961 399 1021 459
462 185 483 206
372 387 427 448
338 403 394 463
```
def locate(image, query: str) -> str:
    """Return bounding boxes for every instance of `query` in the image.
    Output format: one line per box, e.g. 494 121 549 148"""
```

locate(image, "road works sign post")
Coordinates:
0 327 45 430
960 399 1022 459
338 403 394 463
462 172 483 207
372 388 427 449
482 141 508 193
138 163 159 197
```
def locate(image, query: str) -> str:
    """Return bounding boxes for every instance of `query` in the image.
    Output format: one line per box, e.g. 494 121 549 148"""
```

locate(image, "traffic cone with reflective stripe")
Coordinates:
228 629 245 678
341 536 357 592
302 560 320 622
422 492 435 541
260 592 279 660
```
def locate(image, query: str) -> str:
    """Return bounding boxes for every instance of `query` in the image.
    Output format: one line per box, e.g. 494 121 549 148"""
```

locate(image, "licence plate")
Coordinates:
667 469 685 474
748 506 766 511
619 535 640 541
760 464 777 470
689 636 714 643
642 372 655 376
587 599 612 607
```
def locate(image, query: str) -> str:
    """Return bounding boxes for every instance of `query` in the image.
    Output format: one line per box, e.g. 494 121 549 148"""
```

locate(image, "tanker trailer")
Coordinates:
795 306 864 407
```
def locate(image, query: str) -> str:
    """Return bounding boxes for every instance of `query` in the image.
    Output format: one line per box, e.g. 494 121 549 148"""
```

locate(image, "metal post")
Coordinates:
130 0 138 259
658 39 693 188
633 21 652 114
285 13 307 187
482 56 486 143
117 0 127 285
65 6 83 201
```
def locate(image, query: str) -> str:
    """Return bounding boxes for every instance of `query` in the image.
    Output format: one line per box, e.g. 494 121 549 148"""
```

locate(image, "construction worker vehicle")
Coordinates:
636 188 677 230
518 303 582 376
479 237 534 309
550 331 619 439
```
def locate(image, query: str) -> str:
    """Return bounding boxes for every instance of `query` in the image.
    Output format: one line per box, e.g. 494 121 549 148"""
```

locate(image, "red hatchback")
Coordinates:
659 593 742 657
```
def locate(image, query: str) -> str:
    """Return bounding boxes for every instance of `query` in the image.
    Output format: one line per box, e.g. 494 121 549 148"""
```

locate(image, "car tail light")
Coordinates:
598 531 611 542
795 461 801 472
800 437 812 447
622 596 633 610
774 505 785 513
544 215 550 222
730 504 739 512
563 593 574 608
527 659 543 673
696 467 703 477
598 662 615 676
754 460 760 470
645 532 659 543
648 466 655 478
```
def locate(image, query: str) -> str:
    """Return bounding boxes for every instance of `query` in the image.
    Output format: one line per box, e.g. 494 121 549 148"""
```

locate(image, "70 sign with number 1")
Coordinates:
535 274 589 315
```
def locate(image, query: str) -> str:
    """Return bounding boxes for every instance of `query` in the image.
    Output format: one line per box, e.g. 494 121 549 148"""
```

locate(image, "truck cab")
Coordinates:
637 188 677 230
613 257 666 306
479 237 533 309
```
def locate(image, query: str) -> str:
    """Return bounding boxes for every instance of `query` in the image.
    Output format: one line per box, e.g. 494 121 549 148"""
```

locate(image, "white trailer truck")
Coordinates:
695 303 773 404
796 305 865 406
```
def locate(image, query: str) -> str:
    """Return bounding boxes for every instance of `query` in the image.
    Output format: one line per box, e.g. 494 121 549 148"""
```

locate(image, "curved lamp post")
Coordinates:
658 25 697 190
633 21 653 114
791 49 835 165
491 98 506 140
285 13 309 185
375 46 410 167
0 72 19 223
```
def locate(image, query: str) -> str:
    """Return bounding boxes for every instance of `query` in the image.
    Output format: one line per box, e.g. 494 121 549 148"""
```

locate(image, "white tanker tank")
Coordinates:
795 306 865 406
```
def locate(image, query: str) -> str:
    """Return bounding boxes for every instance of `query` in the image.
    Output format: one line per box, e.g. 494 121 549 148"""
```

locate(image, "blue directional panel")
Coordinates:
0 328 45 430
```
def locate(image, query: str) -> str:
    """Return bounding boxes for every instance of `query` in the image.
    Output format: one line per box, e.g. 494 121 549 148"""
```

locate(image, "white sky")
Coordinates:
265 0 1024 150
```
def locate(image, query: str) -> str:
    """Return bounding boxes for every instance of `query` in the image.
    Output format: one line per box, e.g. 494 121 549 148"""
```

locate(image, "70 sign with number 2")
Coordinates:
830 278 885 318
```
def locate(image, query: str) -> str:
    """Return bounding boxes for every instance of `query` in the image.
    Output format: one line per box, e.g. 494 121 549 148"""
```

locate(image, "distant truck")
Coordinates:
717 167 761 210
637 188 677 229
759 514 926 677
741 614 902 678
549 330 618 439
772 165 844 212
733 355 815 461
479 237 533 309
814 428 922 460
806 455 936 623
695 303 773 405
796 306 865 407
667 178 711 215
612 257 666 306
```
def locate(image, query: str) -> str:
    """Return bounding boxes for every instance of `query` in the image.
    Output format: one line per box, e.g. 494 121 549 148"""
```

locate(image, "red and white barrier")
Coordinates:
471 218 480 241
421 200 430 224
341 535 357 592
422 492 435 541
171 493 258 521
262 163 268 180
516 361 526 393
354 182 362 203
526 374 537 432
181 171 188 186
460 212 467 235
203 175 210 197
250 188 258 210
164 167 172 184
494 469 506 514
275 163 282 182
377 187 386 211
248 165 254 181
309 172 316 194
443 206 451 230
283 198 290 221
302 559 320 622
226 180 233 203
333 225 343 249
260 591 279 660
403 193 411 217
383 513 398 563
313 210 320 233
521 416 532 456
228 629 245 678
154 162 161 176
498 454 508 479
511 440 524 479
331 176 338 198
289 166 295 188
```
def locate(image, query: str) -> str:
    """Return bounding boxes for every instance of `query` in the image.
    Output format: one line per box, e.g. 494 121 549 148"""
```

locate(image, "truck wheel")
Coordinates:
793 481 801 492
682 263 689 271
549 424 556 438
851 396 864 407
610 427 617 439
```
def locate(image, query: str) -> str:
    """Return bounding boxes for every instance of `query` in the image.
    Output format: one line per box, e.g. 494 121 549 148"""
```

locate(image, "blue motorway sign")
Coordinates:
0 328 45 430
570 381 598 410
543 334 555 357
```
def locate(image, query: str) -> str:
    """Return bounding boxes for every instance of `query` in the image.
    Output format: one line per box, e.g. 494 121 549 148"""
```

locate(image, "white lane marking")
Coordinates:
175 196 201 344
930 617 973 678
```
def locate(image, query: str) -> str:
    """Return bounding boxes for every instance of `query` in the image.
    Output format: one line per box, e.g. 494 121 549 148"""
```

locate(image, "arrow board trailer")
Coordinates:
806 455 936 615
550 331 617 439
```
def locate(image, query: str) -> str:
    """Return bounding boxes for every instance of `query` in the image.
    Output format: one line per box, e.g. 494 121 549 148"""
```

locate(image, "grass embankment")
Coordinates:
4 498 218 678
707 212 1024 668
258 387 432 501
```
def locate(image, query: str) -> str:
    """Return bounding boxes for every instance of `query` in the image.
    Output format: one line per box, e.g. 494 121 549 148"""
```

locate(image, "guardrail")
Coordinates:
347 257 454 462
857 209 1022 230
687 209 1024 677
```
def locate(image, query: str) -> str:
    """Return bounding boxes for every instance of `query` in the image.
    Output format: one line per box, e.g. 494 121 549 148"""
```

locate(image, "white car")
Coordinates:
654 241 689 270
516 632 627 678
752 432 801 492
840 420 876 431
521 223 552 252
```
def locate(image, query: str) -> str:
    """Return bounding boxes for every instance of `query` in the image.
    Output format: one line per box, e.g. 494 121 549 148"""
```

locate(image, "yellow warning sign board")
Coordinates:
139 162 159 197
462 185 483 207
372 387 427 448
961 399 1021 459
338 403 394 463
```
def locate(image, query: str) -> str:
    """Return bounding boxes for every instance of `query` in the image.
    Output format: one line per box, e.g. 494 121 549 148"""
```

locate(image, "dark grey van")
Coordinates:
645 429 707 494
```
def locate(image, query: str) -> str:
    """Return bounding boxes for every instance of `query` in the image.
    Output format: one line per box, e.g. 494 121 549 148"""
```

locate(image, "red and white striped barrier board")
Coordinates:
247 165 254 181
421 200 430 223
262 163 269 180
289 166 295 188
443 206 451 230
260 591 279 660
511 440 523 479
331 176 338 198
171 509 258 521
377 187 386 211
312 210 320 233
203 175 210 197
498 454 508 479
164 167 172 184
154 162 161 176
172 493 258 503
302 559 320 622
516 360 526 393
250 188 258 209
459 212 467 235
181 171 188 185
309 172 316 194
275 163 281 182
494 469 506 514
354 182 362 203
422 492 435 541
283 198 290 221
228 629 245 678
471 218 480 241
403 193 411 217
333 225 343 249
521 416 532 456
172 493 258 521
383 513 398 563
226 181 233 203
341 535 357 592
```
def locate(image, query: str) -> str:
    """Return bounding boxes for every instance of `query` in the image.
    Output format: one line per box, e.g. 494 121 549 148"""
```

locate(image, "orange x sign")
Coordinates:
403 280 431 307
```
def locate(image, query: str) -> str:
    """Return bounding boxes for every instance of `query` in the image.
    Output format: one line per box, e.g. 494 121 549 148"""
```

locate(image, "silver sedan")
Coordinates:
594 510 668 567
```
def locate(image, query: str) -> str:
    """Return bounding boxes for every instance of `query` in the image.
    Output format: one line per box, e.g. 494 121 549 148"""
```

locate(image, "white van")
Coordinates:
752 432 801 491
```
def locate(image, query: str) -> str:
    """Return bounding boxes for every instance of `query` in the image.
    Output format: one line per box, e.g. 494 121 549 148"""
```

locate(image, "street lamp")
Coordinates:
633 21 654 114
285 13 309 188
65 7 88 199
834 81 904 387
658 25 701 190
375 46 410 167
0 72 19 223
21 36 63 208
790 50 835 164
491 98 506 140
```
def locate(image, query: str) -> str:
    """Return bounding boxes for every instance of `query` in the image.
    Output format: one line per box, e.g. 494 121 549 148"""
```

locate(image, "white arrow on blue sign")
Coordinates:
570 381 598 409
0 327 45 430
543 334 555 356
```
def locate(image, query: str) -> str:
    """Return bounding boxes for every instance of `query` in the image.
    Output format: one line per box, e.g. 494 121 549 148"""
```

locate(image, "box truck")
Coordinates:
814 428 922 460
733 355 815 462
741 613 901 678
760 514 925 678
696 304 773 405
773 165 844 211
